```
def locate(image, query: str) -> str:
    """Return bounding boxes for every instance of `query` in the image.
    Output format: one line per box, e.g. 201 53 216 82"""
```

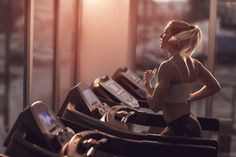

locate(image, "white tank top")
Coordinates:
167 61 195 103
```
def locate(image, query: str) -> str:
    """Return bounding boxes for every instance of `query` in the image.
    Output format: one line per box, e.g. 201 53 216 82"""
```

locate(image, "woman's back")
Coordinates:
163 57 199 122
169 56 199 84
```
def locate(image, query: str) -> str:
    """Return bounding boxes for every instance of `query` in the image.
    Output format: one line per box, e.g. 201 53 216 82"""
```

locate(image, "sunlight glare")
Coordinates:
152 0 187 3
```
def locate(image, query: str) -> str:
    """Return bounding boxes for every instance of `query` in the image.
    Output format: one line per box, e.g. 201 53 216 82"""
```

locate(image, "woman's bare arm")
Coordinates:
145 62 171 112
189 60 221 102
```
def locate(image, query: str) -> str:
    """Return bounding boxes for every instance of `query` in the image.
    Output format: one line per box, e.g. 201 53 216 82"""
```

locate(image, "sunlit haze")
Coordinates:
152 0 187 3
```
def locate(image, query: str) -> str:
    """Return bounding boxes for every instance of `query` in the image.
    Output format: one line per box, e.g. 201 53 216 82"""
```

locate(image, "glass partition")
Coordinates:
0 0 25 150
214 0 236 128
57 0 78 108
0 0 79 153
213 0 236 153
32 0 54 108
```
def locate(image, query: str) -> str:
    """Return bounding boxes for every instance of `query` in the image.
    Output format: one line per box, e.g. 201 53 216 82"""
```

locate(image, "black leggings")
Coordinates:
161 113 202 137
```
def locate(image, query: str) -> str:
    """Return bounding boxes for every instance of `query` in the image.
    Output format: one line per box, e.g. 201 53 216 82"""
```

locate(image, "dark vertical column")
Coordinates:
3 0 11 132
74 0 80 84
76 0 83 83
52 0 60 112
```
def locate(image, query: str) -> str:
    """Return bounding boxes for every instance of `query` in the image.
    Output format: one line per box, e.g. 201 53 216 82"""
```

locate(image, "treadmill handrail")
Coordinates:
67 130 217 157
5 126 59 157
108 105 220 131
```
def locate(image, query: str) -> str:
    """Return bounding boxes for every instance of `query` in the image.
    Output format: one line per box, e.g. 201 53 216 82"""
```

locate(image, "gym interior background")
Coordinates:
0 0 236 156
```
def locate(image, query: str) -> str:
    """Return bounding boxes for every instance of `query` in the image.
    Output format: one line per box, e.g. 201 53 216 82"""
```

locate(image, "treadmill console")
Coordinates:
31 102 75 150
96 76 139 108
58 82 110 119
82 88 99 111
79 83 111 117
112 67 147 100
122 68 146 92
37 110 58 133
4 101 75 156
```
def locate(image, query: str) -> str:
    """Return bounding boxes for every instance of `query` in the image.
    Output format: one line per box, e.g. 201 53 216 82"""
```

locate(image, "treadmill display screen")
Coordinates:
108 83 121 93
120 91 133 102
83 89 97 105
128 72 138 81
39 111 56 129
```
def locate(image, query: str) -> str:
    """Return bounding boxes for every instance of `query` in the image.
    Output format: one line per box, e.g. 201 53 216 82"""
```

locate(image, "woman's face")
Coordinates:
160 26 173 50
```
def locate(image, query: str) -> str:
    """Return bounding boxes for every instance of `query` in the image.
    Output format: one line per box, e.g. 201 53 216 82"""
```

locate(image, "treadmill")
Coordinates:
3 101 209 157
4 101 75 157
111 67 221 134
90 75 219 131
58 82 219 156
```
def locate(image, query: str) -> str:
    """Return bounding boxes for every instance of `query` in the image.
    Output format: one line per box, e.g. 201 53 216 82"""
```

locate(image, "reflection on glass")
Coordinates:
136 0 210 116
58 0 77 107
213 1 236 129
32 0 54 107
213 1 236 153
0 0 24 134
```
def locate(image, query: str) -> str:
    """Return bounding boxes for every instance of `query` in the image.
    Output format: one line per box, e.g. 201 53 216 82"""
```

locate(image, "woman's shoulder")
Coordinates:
157 60 174 79
159 59 173 69
158 59 175 75
191 58 204 68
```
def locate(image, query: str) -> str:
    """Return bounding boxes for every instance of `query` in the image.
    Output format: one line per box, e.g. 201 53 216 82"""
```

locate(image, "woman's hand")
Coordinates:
143 68 157 84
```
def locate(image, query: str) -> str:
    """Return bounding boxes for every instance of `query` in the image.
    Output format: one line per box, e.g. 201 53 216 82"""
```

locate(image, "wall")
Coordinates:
78 0 131 84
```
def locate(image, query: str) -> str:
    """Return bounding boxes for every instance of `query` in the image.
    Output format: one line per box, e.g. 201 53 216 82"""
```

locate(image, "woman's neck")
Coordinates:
169 52 182 59
170 53 191 64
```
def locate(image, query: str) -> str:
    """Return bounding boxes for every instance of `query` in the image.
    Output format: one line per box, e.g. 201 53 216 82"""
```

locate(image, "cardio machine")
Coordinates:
3 101 190 157
91 75 149 108
91 75 219 130
58 82 219 155
112 67 147 101
90 74 220 137
112 68 222 135
4 101 75 157
4 101 217 157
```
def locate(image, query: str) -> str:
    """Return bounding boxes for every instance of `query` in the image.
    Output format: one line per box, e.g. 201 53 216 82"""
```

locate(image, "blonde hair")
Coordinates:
167 20 201 57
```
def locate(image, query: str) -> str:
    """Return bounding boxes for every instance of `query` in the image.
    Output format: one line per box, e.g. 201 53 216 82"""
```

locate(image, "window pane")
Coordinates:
58 0 77 108
213 0 236 123
136 0 210 116
213 0 236 153
32 0 54 108
0 0 25 146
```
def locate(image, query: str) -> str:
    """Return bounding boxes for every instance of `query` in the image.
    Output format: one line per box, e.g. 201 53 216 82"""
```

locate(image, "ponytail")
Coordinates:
168 25 201 57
